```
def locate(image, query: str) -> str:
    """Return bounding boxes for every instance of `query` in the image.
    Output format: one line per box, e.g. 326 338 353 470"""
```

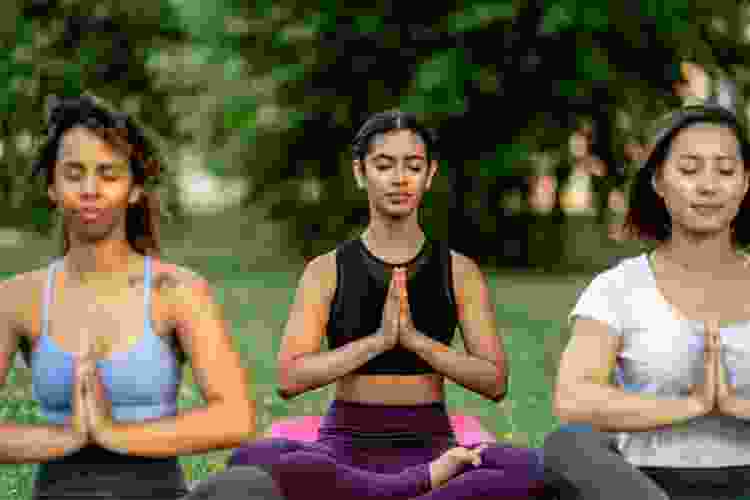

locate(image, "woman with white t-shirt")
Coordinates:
543 102 750 499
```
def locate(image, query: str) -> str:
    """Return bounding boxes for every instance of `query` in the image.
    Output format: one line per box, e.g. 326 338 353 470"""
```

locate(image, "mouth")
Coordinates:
77 208 104 223
386 193 413 203
692 204 723 215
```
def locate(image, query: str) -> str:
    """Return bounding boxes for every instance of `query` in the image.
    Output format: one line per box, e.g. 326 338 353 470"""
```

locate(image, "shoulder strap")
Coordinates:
143 255 152 331
327 240 352 332
147 257 187 365
21 260 59 368
42 260 58 339
440 241 456 310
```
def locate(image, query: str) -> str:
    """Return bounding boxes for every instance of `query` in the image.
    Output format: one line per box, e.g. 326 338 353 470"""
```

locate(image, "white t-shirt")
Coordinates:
569 253 750 468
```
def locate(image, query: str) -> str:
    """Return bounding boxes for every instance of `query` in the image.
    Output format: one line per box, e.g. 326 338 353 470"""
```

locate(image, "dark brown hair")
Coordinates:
622 105 750 248
33 94 164 256
352 110 438 163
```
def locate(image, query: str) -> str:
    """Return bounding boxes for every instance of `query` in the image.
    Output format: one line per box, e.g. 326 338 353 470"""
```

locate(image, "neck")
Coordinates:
63 238 140 285
363 212 425 255
658 227 742 273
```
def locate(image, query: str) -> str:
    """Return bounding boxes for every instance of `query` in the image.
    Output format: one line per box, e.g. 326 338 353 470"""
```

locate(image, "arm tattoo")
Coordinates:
153 273 180 291
128 275 144 288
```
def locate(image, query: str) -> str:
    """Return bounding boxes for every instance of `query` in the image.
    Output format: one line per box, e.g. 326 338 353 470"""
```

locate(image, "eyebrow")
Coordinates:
369 153 426 162
60 161 124 171
677 154 739 161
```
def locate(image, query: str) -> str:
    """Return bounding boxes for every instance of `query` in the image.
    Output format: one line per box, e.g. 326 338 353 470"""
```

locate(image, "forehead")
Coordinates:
669 123 741 155
58 126 127 163
368 129 426 157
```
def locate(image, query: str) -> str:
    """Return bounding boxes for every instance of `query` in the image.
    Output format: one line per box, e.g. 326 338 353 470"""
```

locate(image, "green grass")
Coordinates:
0 264 589 498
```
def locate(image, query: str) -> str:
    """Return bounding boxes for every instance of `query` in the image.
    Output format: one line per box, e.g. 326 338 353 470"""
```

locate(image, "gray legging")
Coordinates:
543 428 750 500
181 466 284 500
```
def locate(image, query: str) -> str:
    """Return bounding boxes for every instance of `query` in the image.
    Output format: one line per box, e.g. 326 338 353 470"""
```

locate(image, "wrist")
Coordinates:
685 395 710 418
370 330 389 355
718 393 736 415
62 424 87 452
401 327 423 353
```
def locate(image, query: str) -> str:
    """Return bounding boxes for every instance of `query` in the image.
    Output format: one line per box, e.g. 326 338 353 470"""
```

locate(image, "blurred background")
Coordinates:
0 0 749 496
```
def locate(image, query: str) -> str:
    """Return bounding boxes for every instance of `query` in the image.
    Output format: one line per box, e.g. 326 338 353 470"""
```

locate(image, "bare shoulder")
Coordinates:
449 250 483 283
148 259 208 301
0 267 48 329
301 249 337 300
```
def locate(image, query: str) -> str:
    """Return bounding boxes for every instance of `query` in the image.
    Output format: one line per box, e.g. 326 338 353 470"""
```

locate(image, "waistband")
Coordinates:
318 399 456 443
34 445 186 499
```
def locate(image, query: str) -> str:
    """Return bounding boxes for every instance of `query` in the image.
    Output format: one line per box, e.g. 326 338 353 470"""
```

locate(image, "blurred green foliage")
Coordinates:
0 0 747 264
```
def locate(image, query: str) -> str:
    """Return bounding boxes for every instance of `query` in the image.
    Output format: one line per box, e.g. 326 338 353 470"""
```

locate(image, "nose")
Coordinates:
696 171 720 195
392 164 408 184
80 175 99 197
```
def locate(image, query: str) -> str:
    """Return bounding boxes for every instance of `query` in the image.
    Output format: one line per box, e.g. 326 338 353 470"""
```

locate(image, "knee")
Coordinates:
183 466 284 500
543 427 611 468
480 445 545 476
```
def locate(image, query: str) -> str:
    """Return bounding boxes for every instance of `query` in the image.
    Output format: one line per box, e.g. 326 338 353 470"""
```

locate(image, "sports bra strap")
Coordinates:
42 259 60 338
143 256 152 332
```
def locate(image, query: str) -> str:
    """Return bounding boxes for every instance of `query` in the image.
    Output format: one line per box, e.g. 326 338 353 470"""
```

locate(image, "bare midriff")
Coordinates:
335 373 445 405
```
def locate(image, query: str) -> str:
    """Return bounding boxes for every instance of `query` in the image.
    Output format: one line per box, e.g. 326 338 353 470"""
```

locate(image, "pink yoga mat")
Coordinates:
266 415 497 446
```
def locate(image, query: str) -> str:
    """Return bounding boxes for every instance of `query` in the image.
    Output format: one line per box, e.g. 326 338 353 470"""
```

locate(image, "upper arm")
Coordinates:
451 251 507 374
163 267 252 417
277 252 336 367
554 318 621 409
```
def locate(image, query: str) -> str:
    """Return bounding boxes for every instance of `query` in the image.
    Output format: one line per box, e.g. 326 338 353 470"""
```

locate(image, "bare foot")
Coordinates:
428 444 488 489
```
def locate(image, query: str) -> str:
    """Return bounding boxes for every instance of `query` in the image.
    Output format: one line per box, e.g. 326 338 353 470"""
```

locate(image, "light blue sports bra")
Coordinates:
31 256 183 424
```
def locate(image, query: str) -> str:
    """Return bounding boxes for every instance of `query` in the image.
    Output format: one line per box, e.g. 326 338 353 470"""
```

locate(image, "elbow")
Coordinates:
488 373 508 402
488 385 507 403
276 384 301 401
553 391 581 424
228 401 256 442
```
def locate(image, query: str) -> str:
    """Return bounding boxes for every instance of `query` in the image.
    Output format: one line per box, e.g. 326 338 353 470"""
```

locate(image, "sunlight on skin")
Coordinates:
453 261 507 386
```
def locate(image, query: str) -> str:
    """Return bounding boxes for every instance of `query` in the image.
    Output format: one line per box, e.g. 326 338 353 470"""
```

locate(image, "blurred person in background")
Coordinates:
223 110 549 499
0 94 256 500
544 63 750 499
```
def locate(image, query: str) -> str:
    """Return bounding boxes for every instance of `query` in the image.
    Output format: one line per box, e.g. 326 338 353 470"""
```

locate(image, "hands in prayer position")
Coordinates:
69 338 121 453
690 320 738 417
377 267 419 352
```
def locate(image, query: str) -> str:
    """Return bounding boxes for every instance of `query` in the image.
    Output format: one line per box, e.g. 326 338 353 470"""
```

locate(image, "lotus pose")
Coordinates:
0 94 254 500
224 110 547 500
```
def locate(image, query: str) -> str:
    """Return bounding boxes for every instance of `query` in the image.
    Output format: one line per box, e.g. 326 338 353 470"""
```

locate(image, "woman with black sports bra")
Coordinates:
225 110 548 499
0 94 256 500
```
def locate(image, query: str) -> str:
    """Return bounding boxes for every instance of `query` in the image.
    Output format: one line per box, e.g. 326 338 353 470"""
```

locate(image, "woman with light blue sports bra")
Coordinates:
544 80 750 498
0 94 265 500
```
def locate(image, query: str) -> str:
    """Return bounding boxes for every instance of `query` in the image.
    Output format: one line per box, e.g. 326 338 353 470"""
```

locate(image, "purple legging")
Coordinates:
229 400 546 499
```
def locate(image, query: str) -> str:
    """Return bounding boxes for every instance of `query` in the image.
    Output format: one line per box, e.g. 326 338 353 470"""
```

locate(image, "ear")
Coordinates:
129 185 143 205
651 173 662 198
47 184 58 204
425 160 439 190
353 160 366 189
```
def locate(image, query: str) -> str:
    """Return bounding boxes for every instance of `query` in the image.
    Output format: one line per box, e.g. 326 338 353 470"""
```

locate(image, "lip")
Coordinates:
77 208 103 222
692 204 723 210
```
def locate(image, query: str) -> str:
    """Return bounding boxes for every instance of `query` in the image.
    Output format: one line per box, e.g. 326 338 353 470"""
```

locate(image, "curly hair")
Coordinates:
32 93 164 256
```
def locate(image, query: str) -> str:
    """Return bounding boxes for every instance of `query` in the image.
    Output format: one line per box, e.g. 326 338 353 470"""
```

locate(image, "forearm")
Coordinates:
99 401 255 458
555 380 704 432
720 396 750 420
402 331 505 401
278 333 386 399
0 422 84 464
